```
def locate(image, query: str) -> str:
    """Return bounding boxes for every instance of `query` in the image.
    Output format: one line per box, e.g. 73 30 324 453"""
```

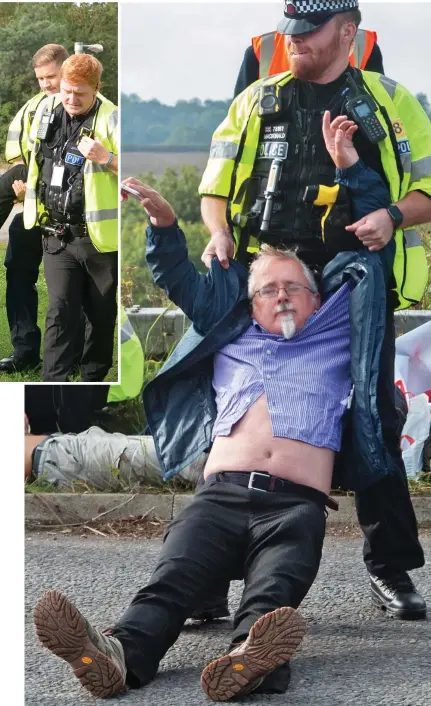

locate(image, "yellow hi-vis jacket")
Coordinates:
108 309 144 403
199 71 431 310
5 92 46 166
24 93 118 253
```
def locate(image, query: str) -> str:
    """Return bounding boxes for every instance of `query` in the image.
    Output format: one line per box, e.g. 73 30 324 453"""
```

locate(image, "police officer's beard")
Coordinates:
288 33 343 81
276 303 296 340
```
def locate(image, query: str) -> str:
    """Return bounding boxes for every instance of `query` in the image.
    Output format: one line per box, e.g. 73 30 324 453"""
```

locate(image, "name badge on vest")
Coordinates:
65 151 85 166
257 123 289 160
51 164 65 188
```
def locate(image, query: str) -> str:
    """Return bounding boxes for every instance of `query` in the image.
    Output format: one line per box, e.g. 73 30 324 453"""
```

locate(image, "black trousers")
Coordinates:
4 212 42 357
24 384 109 434
354 304 424 575
111 481 326 688
42 235 118 382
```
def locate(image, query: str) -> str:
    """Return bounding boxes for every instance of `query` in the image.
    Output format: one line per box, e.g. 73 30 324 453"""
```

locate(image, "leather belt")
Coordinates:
205 471 339 511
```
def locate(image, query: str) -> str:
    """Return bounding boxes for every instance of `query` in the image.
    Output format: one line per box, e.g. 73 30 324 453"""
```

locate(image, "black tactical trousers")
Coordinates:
42 234 118 382
354 304 424 576
111 481 326 689
4 213 42 357
25 384 109 434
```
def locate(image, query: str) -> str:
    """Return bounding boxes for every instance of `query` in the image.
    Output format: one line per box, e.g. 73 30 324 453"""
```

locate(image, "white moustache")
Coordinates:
276 303 295 314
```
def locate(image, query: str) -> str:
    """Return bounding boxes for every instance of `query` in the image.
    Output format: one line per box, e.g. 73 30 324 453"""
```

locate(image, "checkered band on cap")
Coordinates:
284 0 359 15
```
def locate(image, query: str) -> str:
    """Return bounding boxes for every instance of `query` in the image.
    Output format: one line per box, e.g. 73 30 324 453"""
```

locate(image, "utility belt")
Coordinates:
40 211 87 252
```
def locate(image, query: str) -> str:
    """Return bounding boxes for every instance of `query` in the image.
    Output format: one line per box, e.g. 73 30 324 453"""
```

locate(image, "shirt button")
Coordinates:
266 349 272 355
266 374 271 379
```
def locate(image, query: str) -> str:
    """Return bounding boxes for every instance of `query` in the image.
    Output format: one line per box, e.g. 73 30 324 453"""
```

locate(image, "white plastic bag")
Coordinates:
400 394 431 479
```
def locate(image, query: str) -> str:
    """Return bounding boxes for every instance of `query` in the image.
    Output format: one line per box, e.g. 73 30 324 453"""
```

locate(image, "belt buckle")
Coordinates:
248 471 269 492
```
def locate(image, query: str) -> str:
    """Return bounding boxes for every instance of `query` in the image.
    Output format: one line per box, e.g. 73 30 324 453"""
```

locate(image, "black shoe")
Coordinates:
370 571 427 620
190 599 230 622
0 352 40 373
253 662 291 694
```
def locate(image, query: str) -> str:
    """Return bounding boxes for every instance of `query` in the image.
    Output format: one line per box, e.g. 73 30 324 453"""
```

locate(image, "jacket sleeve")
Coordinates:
365 43 384 74
234 45 259 98
335 158 390 220
199 86 257 198
395 84 431 197
146 221 247 334
108 109 119 154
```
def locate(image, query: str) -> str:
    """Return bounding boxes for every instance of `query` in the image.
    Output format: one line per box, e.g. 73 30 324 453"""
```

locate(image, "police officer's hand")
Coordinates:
121 177 176 227
201 230 234 270
12 179 26 203
78 136 110 164
345 208 394 252
322 111 359 170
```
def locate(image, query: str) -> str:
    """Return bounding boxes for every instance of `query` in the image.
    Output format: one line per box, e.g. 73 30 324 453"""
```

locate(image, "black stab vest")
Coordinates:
37 101 99 218
247 79 364 272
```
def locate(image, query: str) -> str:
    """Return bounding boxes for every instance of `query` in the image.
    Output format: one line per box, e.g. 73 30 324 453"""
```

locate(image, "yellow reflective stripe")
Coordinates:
353 29 366 67
410 155 431 182
209 140 239 160
26 187 37 199
404 228 422 248
85 161 113 174
107 110 118 131
379 75 397 100
400 151 412 174
85 208 118 223
7 129 20 141
260 32 275 78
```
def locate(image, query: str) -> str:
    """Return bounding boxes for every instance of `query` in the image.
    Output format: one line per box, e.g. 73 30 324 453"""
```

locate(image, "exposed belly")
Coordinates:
204 394 334 495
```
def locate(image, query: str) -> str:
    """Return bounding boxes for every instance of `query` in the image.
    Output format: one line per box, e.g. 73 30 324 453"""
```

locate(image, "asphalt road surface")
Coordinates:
25 534 431 706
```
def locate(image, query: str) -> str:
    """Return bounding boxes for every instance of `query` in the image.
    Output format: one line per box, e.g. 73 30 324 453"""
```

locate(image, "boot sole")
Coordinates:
200 606 305 701
33 589 125 698
371 593 427 620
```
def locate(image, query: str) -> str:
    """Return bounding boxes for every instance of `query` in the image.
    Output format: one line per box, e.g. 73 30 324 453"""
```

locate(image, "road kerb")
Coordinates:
25 493 431 529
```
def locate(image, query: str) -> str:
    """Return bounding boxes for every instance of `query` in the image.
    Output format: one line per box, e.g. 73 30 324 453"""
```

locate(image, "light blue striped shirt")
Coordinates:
212 284 351 451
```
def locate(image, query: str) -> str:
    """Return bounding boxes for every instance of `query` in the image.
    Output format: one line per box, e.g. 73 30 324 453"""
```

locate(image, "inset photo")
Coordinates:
0 1 118 382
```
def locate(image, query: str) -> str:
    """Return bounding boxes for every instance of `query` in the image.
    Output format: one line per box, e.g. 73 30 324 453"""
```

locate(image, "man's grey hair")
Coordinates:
248 244 318 299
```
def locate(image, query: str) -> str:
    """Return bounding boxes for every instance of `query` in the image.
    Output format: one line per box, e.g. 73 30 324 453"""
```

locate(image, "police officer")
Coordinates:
234 8 383 96
24 53 118 382
0 44 70 373
198 0 431 624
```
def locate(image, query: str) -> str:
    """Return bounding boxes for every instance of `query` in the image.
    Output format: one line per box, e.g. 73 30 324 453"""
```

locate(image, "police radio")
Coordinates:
36 108 54 140
345 74 386 144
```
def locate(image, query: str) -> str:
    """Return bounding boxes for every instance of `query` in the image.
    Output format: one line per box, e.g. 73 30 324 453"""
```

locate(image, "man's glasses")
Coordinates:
253 284 315 299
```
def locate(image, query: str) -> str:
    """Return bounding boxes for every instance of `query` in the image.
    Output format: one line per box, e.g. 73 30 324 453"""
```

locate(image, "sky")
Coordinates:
121 1 431 104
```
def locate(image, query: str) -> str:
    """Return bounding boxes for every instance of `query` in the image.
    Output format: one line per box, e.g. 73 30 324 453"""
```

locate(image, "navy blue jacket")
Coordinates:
143 220 396 492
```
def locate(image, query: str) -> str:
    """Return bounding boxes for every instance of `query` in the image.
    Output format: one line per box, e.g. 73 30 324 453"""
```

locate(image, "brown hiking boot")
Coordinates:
200 606 305 701
33 589 126 698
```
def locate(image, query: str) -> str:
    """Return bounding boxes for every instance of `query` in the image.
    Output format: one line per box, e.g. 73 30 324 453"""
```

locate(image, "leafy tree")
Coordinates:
0 2 117 159
121 166 207 307
122 94 231 150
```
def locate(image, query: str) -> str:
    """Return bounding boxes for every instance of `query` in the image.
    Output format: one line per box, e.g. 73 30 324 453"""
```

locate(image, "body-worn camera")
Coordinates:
79 126 95 140
258 85 282 117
